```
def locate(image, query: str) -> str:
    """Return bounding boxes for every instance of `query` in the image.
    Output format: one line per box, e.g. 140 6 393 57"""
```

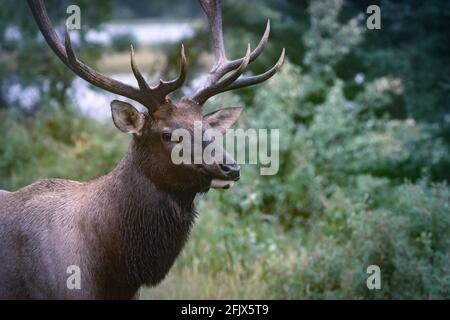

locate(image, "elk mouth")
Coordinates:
197 170 240 189
196 163 240 189
210 179 236 189
210 172 240 189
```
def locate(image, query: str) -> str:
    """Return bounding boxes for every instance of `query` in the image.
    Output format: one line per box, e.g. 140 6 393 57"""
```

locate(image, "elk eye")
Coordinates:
161 132 172 142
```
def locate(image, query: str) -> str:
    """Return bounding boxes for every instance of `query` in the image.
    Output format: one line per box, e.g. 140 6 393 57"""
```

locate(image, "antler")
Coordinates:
191 0 285 105
27 0 187 111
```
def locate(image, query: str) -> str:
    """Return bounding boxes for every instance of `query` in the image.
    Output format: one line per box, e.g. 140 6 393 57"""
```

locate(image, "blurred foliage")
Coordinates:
346 0 450 143
1 0 450 299
0 0 112 111
0 107 128 191
174 0 450 298
110 33 139 52
111 0 203 20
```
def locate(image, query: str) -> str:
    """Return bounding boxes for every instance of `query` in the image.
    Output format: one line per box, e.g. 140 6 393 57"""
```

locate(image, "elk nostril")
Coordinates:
219 163 240 179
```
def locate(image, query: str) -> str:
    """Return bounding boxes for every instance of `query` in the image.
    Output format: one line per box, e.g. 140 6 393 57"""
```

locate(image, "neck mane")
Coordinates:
88 139 198 297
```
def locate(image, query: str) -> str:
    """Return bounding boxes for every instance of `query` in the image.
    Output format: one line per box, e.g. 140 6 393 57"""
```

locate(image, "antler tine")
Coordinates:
130 44 151 91
196 47 283 104
214 44 251 88
199 1 270 75
28 0 143 103
130 45 187 106
192 0 283 105
220 48 285 93
28 0 187 112
129 44 188 107
225 20 271 72
150 44 188 98
194 44 251 105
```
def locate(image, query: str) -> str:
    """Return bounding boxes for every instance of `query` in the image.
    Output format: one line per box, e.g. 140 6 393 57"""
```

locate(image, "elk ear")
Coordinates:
204 107 243 134
111 100 146 135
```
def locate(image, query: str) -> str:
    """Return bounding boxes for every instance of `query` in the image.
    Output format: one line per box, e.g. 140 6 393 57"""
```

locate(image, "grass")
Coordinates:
141 199 295 300
141 201 273 300
142 260 269 300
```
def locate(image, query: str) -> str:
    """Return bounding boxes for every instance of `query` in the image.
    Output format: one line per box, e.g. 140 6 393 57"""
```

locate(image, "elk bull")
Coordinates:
0 0 284 299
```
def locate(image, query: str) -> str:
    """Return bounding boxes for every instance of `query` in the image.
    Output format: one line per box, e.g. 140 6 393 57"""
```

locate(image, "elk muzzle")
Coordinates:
203 150 240 189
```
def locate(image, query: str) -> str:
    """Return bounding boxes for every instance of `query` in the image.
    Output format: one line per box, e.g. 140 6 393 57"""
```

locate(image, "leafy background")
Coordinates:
0 0 449 299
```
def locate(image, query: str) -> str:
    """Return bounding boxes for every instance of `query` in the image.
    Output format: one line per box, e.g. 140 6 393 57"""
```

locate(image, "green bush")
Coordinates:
178 0 450 299
0 107 128 191
268 180 449 299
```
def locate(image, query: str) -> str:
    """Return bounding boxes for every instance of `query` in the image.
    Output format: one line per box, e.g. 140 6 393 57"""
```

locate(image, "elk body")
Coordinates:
0 0 284 299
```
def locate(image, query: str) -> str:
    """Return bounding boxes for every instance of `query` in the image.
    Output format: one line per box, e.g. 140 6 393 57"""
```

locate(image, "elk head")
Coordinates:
28 0 284 193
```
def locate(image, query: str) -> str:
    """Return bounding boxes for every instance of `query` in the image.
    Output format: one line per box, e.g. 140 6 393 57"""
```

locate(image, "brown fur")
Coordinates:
15 0 280 300
0 99 241 299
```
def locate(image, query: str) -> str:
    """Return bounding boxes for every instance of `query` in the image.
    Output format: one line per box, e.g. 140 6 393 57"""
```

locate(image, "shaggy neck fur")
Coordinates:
87 139 198 297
